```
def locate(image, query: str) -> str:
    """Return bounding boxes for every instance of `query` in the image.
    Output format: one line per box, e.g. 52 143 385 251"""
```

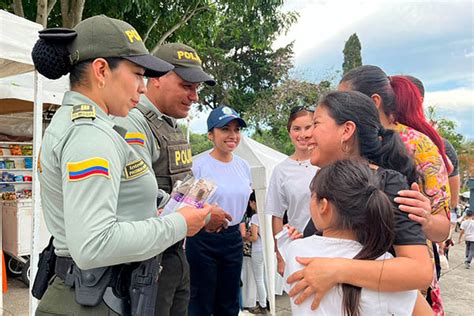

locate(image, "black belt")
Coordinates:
55 256 75 281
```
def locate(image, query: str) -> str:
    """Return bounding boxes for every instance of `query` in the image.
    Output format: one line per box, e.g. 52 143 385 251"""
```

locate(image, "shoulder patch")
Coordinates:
125 132 146 146
124 159 148 180
71 104 96 121
67 157 110 181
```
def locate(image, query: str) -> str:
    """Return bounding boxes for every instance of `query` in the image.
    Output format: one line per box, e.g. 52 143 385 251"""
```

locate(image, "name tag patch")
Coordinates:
125 132 146 146
71 104 96 121
124 159 148 180
67 157 110 181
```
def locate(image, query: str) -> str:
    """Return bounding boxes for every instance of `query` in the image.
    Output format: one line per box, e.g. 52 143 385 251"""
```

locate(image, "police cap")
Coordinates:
154 43 216 86
69 15 173 77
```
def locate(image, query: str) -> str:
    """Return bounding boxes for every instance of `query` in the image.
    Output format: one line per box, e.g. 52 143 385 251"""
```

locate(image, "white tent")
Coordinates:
196 135 287 315
0 9 45 315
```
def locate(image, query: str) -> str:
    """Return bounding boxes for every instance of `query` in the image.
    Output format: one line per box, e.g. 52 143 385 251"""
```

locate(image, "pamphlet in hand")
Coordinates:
161 175 217 216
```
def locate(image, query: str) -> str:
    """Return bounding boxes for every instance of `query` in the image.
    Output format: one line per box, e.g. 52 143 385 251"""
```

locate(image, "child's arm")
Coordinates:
249 223 259 242
412 291 434 316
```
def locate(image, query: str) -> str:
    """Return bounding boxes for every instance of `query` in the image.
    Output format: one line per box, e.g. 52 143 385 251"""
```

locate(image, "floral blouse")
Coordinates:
394 123 450 218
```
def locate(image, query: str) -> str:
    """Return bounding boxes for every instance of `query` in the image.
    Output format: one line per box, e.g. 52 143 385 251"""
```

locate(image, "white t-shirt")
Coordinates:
192 153 252 226
250 214 263 252
461 218 474 241
279 235 417 316
265 158 318 232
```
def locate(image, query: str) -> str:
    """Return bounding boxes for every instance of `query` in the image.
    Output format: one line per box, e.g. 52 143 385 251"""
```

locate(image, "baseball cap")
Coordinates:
154 43 216 86
68 15 173 77
207 106 247 131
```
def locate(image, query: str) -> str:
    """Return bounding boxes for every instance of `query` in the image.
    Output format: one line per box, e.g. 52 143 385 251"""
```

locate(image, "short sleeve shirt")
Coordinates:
39 91 187 269
250 214 263 252
265 158 318 232
443 138 459 177
460 219 474 241
192 153 252 226
394 123 450 218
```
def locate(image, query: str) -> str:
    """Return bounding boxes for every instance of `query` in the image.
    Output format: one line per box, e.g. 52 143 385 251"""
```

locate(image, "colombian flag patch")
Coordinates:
67 158 110 181
125 133 146 146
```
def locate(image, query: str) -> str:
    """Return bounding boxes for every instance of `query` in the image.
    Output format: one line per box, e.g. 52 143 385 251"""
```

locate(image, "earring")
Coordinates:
341 140 351 153
98 81 105 89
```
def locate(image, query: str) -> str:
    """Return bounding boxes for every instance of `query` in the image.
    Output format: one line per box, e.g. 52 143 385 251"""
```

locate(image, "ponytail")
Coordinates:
390 76 452 174
310 160 395 316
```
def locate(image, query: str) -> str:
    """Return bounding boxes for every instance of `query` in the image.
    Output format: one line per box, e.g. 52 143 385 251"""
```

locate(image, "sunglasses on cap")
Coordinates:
290 105 315 115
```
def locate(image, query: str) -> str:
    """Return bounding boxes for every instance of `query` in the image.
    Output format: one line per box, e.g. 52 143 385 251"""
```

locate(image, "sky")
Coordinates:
187 0 473 139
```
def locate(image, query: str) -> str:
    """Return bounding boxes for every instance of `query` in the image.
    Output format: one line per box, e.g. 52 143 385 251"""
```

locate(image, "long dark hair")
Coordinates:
340 65 451 173
245 191 256 218
310 160 395 316
319 91 418 185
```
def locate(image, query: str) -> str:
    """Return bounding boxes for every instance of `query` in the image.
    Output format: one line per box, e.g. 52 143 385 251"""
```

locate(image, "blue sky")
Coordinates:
187 0 473 139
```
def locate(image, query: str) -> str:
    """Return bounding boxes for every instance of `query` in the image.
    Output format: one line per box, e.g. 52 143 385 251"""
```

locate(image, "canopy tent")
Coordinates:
0 72 69 115
195 135 287 315
0 10 42 78
0 9 46 314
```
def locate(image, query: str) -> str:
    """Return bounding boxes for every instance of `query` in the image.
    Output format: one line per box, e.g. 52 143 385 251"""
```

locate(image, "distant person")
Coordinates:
245 192 268 314
458 209 474 269
265 105 318 275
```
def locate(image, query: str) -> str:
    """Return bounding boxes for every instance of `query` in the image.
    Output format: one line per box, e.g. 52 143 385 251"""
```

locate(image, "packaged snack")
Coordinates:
21 145 33 156
9 145 22 155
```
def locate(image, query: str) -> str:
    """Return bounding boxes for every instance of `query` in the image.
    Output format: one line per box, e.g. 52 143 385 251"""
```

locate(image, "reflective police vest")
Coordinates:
136 104 192 193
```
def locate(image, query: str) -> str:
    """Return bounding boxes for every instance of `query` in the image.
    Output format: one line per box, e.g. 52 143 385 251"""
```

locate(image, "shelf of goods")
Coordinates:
0 142 33 194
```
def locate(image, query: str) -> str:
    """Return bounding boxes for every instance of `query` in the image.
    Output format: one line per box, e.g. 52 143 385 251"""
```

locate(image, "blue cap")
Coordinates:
207 105 247 131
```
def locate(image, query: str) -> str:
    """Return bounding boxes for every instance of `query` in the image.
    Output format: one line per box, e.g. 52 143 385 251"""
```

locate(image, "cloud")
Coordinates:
425 88 474 110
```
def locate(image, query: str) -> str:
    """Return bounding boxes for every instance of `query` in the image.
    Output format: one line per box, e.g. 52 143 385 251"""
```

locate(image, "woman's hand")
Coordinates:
284 224 304 240
395 183 433 227
287 257 342 310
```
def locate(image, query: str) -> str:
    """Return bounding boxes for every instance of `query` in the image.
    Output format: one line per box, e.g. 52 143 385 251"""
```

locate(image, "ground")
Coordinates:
3 230 473 315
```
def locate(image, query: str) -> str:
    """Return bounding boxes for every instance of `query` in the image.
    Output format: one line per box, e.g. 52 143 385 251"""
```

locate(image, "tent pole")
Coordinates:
29 71 43 315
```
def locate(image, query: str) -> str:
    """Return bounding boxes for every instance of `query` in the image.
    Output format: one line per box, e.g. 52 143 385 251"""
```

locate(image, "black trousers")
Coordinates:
154 242 190 316
186 225 243 316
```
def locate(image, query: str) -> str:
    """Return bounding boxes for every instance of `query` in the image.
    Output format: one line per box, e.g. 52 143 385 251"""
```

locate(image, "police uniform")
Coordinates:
113 43 215 316
36 91 187 315
31 15 188 316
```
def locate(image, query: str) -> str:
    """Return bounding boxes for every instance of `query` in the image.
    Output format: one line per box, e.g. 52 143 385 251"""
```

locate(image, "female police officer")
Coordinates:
31 15 210 315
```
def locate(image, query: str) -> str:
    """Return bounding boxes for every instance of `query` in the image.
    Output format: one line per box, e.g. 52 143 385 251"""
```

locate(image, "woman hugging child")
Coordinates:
279 160 430 315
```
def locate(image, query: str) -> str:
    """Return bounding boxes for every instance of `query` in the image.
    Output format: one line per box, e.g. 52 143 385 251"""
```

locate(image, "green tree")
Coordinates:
2 0 297 118
249 78 332 154
342 33 362 75
426 105 464 151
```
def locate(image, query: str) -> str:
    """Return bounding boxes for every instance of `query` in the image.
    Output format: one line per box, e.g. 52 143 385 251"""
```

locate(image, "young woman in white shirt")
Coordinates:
265 106 319 275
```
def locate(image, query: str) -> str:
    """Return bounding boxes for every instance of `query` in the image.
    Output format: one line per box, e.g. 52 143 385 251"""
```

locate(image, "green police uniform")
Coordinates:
36 91 187 315
112 43 215 316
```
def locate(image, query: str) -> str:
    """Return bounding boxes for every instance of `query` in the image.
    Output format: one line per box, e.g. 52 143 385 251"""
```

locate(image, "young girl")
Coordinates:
280 160 418 315
245 192 268 314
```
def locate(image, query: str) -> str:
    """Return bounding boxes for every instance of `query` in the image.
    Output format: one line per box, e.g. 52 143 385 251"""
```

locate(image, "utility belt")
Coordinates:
32 239 161 316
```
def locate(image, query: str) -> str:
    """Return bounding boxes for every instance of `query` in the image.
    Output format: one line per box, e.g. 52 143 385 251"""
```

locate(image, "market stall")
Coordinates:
0 9 68 314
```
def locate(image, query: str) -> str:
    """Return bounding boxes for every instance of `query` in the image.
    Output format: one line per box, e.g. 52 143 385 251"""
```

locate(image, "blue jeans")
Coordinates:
186 225 243 316
466 241 474 263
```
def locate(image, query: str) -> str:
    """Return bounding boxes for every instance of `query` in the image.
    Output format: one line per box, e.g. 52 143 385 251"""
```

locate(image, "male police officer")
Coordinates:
114 43 232 316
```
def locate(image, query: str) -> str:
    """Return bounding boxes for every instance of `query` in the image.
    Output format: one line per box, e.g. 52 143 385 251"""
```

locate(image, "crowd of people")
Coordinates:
30 14 468 316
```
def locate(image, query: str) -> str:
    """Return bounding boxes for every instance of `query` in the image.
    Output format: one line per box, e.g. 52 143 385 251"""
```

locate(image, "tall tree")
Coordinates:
426 105 464 151
250 78 332 154
2 0 297 117
342 33 362 74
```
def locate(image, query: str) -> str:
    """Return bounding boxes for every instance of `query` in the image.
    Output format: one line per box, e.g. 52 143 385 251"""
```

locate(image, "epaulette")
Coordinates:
71 104 96 121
